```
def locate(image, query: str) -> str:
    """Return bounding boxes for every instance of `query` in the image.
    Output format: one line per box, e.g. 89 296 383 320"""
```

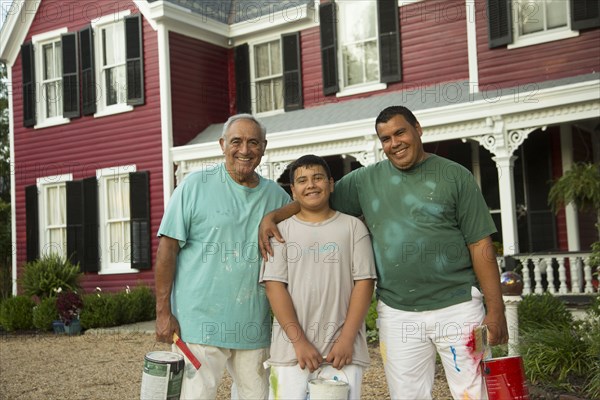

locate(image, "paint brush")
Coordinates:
474 325 492 360
173 332 202 370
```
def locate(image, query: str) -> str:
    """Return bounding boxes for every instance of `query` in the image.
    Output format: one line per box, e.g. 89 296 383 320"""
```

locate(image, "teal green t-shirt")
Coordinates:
158 163 290 349
331 155 496 311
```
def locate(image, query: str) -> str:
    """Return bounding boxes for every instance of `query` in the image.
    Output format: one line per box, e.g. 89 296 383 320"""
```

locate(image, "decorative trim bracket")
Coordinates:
473 116 546 157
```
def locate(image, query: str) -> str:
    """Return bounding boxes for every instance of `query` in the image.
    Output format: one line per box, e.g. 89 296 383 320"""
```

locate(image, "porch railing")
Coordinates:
497 251 597 295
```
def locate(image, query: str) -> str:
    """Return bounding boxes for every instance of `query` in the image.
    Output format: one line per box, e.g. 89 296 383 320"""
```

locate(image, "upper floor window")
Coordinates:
30 28 71 128
510 0 578 48
337 1 379 89
318 1 401 98
235 32 303 114
93 12 144 116
253 39 283 114
488 0 599 49
100 22 127 107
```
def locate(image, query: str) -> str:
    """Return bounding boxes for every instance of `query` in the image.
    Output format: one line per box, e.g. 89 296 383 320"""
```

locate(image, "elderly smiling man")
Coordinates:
155 114 290 400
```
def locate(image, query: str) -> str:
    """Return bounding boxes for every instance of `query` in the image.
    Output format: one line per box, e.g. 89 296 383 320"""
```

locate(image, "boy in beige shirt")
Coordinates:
260 154 376 400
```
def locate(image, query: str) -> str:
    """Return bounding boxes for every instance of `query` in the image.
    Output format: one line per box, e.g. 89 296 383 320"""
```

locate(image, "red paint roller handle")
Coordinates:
173 333 202 370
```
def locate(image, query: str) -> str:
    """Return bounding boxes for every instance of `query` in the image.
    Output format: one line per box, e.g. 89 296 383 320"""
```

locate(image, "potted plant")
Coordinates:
548 162 600 269
54 289 83 335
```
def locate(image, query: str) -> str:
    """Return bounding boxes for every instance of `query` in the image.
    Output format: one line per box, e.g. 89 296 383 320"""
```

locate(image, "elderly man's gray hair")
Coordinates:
221 114 267 141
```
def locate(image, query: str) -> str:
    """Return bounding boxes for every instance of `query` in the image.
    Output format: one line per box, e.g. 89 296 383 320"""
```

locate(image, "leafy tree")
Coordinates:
0 61 11 298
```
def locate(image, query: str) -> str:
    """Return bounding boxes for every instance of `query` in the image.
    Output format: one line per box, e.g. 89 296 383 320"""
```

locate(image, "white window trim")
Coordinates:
32 28 70 129
249 36 285 116
36 173 72 258
508 1 579 49
336 82 387 98
96 164 139 275
92 10 134 118
508 28 579 49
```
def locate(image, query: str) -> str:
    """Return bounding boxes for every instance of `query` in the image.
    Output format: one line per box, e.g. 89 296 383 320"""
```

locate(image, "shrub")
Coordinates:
0 295 35 331
32 296 57 331
122 285 156 324
519 327 593 394
79 291 120 329
580 296 600 399
0 264 11 301
518 293 573 332
21 254 82 299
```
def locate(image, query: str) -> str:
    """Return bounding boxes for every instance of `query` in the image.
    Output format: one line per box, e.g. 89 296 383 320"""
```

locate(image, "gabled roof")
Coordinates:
149 0 312 24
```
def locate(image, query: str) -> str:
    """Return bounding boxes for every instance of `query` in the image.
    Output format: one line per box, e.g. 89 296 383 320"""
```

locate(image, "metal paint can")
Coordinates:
482 356 530 400
140 351 185 400
308 378 350 400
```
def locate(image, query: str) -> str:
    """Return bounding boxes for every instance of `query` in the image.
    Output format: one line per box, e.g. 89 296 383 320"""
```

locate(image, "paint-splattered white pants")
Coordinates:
377 287 488 400
172 343 269 400
267 363 363 400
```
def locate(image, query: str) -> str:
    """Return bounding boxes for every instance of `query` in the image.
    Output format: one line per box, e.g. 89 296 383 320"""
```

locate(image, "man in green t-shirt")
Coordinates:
155 114 290 400
259 106 508 399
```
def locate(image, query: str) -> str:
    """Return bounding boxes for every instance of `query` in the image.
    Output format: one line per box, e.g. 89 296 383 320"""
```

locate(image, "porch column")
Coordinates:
474 117 544 256
560 125 580 251
493 155 519 255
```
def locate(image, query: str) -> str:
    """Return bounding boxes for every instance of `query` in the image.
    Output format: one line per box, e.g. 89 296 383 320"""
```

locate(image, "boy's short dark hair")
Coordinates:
289 154 332 183
375 106 419 130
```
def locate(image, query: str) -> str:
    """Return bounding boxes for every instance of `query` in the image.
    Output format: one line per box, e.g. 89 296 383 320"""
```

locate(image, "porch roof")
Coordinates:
149 0 313 24
186 73 600 146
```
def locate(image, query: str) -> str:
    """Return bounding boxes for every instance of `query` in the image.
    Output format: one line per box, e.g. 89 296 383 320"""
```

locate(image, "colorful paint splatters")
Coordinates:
450 346 461 372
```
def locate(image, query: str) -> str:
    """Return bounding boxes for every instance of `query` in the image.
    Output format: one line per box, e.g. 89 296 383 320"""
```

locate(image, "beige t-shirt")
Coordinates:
260 212 377 367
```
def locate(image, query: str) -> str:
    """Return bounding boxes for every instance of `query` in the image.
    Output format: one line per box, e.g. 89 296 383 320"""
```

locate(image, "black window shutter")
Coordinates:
487 0 513 48
79 25 96 115
125 14 144 106
129 171 151 270
66 180 84 267
25 185 39 262
571 0 600 30
378 0 402 83
82 177 99 272
66 179 99 272
235 44 251 114
61 33 80 119
282 32 303 111
21 42 36 127
319 2 339 95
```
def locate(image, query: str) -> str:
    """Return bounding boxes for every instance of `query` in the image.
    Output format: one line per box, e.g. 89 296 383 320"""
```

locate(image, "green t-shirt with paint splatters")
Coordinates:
158 163 290 349
331 154 496 311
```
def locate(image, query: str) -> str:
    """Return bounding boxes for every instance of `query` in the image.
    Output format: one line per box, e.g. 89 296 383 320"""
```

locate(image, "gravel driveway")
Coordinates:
0 330 453 399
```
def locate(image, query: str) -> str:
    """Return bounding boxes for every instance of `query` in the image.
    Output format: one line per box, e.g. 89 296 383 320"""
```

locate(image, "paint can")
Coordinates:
140 351 185 400
482 355 530 400
308 378 349 400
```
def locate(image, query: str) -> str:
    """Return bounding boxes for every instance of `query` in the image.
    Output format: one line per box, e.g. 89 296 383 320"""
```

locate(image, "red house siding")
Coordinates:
170 32 230 147
389 0 469 89
302 0 469 109
476 2 600 88
13 0 163 293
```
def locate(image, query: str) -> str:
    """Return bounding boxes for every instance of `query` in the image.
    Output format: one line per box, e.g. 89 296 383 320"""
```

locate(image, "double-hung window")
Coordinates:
98 166 135 274
31 29 70 128
510 0 578 48
337 1 380 90
253 40 284 114
318 1 401 97
487 0 600 49
93 11 132 116
37 174 71 258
